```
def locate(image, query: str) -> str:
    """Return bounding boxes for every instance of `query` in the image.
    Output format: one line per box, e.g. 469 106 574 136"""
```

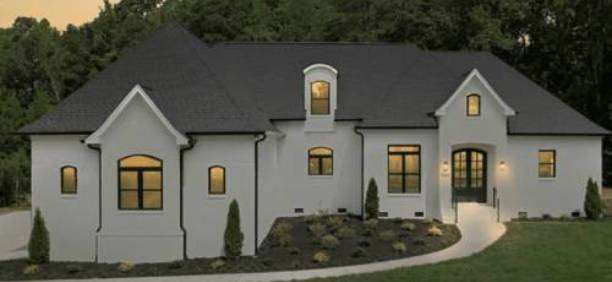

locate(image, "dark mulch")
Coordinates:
0 215 460 281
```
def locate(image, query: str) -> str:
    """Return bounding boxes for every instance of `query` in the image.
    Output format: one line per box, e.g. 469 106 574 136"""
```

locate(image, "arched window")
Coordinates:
209 166 226 195
60 166 77 194
311 81 330 115
118 155 162 210
466 94 481 116
308 147 333 175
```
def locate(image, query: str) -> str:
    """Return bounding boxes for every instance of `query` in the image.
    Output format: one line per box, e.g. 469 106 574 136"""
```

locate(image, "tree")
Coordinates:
224 199 243 258
365 178 379 219
28 208 50 264
584 178 604 220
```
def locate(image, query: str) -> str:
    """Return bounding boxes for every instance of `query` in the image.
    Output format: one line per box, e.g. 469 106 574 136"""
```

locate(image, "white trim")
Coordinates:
84 84 189 146
303 63 338 75
435 69 516 116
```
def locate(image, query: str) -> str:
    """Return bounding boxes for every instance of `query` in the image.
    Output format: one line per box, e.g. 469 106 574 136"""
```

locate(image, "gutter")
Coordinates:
180 137 195 259
85 143 102 262
254 133 267 254
354 127 365 219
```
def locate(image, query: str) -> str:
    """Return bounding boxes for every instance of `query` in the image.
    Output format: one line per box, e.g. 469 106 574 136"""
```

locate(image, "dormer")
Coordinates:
303 64 338 132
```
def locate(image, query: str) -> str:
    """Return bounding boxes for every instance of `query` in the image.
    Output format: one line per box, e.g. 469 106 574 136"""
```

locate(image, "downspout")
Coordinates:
354 127 365 219
85 144 102 262
254 133 267 255
180 137 195 260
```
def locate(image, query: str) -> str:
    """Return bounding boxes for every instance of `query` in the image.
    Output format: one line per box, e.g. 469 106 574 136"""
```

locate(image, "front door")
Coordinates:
452 149 487 203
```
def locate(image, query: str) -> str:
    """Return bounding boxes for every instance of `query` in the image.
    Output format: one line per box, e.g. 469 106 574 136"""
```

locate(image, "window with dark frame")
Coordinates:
311 81 330 115
308 147 333 175
118 155 162 210
60 166 77 194
388 145 421 194
208 166 226 195
538 150 556 178
466 94 481 116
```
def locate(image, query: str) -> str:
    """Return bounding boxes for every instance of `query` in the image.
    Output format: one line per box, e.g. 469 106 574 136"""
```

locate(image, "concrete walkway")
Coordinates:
14 203 505 282
0 210 30 261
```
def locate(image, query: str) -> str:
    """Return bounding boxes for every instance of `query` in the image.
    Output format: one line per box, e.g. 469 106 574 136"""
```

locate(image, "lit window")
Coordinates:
60 166 77 194
308 147 333 175
388 145 420 194
311 81 330 115
119 155 162 210
538 150 556 178
209 166 226 195
466 94 480 116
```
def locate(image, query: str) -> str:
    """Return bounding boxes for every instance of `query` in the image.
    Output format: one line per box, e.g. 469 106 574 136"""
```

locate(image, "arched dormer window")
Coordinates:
466 94 481 116
311 81 330 115
308 147 333 175
118 155 163 210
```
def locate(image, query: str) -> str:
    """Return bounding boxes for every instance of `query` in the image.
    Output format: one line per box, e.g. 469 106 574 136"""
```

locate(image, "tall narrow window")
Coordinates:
538 150 556 178
60 166 77 194
466 94 481 116
119 155 162 210
311 81 330 115
308 147 333 175
209 166 226 195
388 145 421 194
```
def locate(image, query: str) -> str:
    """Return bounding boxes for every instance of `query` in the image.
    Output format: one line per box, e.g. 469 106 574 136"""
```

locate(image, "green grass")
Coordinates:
304 220 612 282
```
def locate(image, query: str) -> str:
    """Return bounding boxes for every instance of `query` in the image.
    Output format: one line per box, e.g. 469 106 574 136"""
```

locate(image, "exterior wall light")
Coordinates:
443 161 449 173
499 160 506 170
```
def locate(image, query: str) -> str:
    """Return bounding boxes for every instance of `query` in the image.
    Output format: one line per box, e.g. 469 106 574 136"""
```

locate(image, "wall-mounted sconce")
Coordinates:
443 161 449 173
499 160 506 171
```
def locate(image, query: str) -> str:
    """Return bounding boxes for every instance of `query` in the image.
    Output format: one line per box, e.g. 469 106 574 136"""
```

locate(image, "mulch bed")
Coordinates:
0 215 460 281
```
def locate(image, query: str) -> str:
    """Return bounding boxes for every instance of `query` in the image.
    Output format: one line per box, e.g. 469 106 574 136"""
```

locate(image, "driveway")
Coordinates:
0 210 30 260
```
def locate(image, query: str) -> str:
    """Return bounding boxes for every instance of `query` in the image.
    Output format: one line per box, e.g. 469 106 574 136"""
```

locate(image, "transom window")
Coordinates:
466 94 481 116
538 150 556 178
308 147 333 175
311 81 330 115
118 155 162 210
388 145 421 194
60 166 77 194
209 166 226 195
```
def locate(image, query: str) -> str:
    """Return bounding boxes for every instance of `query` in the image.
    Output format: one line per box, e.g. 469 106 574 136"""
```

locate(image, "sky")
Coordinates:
0 0 121 30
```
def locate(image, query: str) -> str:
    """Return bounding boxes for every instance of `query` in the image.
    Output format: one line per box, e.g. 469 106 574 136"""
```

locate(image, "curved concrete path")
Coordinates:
6 204 505 282
0 210 30 261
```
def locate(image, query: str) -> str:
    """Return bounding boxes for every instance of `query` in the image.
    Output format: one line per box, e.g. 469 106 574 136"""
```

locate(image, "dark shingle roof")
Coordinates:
20 24 609 136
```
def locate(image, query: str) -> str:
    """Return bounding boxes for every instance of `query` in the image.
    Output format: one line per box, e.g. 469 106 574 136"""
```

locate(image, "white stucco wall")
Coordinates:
501 136 602 219
96 95 182 263
183 135 256 258
31 135 98 262
361 129 438 219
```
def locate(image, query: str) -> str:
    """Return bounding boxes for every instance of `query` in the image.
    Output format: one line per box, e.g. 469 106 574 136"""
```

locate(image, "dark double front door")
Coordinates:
452 149 487 203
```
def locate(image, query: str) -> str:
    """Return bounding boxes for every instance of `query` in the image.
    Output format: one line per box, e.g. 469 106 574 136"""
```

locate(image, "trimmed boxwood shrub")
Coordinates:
224 200 244 258
584 178 604 220
28 208 49 264
365 178 379 219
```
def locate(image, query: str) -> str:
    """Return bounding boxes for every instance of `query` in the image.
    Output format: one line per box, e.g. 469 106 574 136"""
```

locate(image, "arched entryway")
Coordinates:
452 149 487 203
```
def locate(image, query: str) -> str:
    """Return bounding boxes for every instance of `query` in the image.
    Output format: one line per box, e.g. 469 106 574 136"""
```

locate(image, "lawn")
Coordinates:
304 219 612 282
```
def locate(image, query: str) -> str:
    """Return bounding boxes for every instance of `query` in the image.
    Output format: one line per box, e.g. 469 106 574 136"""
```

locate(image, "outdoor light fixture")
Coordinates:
499 160 506 170
443 161 449 173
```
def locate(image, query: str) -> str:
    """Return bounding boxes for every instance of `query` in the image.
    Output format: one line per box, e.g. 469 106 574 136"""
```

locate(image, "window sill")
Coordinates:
207 194 228 200
308 175 334 179
117 210 165 215
60 194 78 199
538 177 556 182
386 193 422 198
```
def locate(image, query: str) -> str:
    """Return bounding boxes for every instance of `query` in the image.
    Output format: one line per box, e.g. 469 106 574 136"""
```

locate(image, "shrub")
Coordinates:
321 234 339 249
423 218 435 226
365 178 380 219
308 223 327 237
28 208 50 264
66 264 83 273
392 241 407 253
117 261 134 273
357 239 371 247
305 214 321 224
168 261 184 270
336 226 356 239
392 217 404 224
428 226 443 236
400 222 416 231
271 222 293 247
23 265 39 275
560 214 569 221
542 214 552 220
327 216 344 230
379 230 396 242
584 178 604 220
287 247 300 255
210 259 226 270
414 239 425 246
224 200 244 258
363 219 378 230
312 251 330 264
351 248 367 258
